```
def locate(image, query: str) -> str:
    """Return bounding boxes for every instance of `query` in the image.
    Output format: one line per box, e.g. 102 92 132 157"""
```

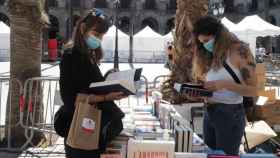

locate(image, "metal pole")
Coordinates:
114 1 119 70
128 0 135 67
67 0 73 39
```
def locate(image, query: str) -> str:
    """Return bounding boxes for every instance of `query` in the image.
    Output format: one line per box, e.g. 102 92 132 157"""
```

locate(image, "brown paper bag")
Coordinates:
66 93 102 150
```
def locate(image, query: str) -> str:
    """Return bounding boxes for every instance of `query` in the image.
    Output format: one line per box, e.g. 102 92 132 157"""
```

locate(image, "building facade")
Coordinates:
1 0 280 53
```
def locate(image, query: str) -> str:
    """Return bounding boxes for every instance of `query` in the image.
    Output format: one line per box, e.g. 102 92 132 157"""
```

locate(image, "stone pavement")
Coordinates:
0 138 65 158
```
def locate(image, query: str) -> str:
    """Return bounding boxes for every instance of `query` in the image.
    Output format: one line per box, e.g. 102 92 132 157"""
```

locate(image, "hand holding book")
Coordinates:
88 92 128 104
104 92 128 101
174 83 213 98
89 68 143 96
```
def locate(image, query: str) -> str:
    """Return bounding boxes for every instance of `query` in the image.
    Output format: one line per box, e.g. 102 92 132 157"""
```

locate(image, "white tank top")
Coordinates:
206 58 243 104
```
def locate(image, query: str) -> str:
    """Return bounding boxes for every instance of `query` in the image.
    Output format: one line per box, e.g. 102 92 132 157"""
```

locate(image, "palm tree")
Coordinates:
4 0 49 147
161 0 208 103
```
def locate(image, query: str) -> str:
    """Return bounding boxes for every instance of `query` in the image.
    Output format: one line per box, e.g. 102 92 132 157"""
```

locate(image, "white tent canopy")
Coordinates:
0 22 10 50
102 25 129 59
134 26 163 38
232 15 280 55
163 30 174 43
221 17 238 31
133 26 165 59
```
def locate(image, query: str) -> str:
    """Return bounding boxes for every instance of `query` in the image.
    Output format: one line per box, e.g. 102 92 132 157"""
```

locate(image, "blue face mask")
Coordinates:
85 35 101 49
203 38 215 53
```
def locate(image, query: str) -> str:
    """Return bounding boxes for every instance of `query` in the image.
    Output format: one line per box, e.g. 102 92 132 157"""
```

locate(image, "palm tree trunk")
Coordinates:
4 0 48 147
161 0 208 104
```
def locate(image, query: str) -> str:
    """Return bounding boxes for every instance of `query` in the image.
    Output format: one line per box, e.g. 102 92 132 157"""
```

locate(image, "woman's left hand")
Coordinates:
204 80 231 91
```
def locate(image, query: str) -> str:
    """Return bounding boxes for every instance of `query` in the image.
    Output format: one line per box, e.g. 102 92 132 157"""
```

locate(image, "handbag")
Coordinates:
66 93 102 150
54 105 73 137
223 61 260 122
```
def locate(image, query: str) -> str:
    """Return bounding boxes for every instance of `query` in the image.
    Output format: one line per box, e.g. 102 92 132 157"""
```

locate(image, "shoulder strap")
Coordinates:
223 61 241 84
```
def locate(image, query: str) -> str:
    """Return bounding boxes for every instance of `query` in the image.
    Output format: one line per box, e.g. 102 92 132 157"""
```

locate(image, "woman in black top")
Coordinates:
59 9 127 158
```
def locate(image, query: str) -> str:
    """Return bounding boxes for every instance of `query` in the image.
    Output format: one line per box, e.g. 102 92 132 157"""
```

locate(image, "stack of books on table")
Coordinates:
102 132 134 158
127 139 175 158
133 112 165 140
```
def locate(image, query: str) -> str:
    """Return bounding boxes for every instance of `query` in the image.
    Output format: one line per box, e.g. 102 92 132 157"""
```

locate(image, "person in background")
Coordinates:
190 16 258 155
164 41 175 70
59 9 127 158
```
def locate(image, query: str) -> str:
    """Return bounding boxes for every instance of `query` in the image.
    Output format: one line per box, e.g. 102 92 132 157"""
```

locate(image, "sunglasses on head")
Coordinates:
83 8 106 22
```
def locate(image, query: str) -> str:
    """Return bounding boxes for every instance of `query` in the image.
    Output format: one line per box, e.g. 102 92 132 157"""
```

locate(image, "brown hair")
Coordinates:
72 9 109 63
192 25 239 81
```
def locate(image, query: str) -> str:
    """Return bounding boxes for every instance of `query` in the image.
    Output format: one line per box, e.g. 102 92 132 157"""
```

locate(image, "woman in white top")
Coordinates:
192 16 258 155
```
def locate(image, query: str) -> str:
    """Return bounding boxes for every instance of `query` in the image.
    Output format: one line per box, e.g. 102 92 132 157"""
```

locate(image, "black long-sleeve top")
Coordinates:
59 47 124 119
59 47 105 112
59 47 124 152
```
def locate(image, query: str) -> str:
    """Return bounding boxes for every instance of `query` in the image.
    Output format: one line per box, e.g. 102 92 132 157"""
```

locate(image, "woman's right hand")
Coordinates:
105 92 128 101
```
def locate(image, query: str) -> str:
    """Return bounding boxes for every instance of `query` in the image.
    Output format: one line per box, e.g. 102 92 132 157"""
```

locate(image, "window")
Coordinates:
0 0 5 5
95 0 107 8
0 13 9 26
169 0 177 10
120 0 131 9
249 0 258 12
72 0 80 8
269 0 276 7
224 0 234 13
144 0 156 10
141 17 159 32
166 18 175 34
119 17 130 33
48 0 58 8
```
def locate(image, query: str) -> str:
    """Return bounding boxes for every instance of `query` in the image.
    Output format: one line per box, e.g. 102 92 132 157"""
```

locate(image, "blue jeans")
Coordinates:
203 103 246 155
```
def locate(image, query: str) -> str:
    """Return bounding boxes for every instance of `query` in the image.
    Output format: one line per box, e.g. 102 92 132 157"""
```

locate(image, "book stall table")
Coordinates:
101 101 278 158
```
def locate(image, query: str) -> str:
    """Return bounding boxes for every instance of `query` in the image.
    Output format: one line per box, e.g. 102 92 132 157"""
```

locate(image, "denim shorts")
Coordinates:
203 103 246 155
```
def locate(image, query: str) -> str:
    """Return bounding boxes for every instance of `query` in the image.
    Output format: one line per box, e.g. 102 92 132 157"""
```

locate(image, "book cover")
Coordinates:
89 80 135 95
174 125 183 152
174 83 213 97
182 126 193 152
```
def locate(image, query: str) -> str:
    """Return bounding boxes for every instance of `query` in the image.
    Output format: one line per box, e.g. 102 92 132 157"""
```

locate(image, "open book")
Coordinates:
89 68 142 95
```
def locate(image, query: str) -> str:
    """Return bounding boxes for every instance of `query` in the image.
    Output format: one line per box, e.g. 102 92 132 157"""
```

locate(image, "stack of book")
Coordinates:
133 112 165 140
102 132 133 158
174 124 193 153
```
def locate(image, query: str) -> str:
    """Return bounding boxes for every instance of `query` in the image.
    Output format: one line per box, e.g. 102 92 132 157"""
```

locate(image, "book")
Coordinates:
89 68 142 95
174 83 213 97
182 126 193 152
174 125 183 152
127 139 175 158
175 153 207 158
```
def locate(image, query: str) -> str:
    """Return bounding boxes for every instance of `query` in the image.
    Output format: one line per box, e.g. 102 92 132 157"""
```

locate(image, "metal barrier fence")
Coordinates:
0 75 150 153
20 77 61 150
0 77 23 151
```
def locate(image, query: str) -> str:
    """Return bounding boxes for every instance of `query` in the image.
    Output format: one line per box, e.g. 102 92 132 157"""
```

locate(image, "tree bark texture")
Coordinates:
4 0 47 147
161 0 208 104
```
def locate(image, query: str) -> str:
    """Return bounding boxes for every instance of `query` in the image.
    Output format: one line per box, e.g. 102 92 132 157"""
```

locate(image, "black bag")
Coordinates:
54 105 73 137
223 61 260 122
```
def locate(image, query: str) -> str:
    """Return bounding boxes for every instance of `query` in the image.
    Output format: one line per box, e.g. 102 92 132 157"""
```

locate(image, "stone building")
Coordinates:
1 0 280 54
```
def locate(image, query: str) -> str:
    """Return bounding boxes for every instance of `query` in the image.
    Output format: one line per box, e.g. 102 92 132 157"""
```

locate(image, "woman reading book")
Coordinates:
59 9 127 158
190 16 258 155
